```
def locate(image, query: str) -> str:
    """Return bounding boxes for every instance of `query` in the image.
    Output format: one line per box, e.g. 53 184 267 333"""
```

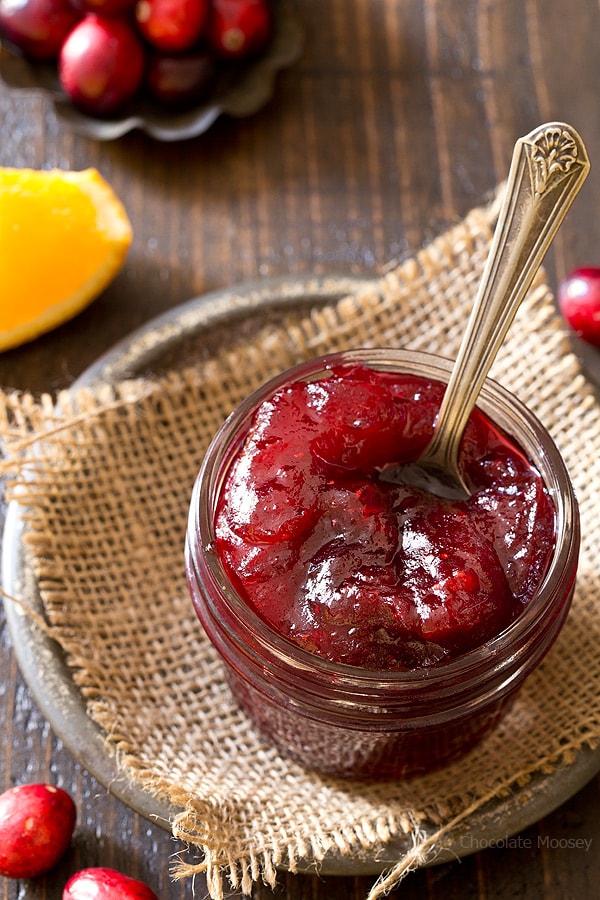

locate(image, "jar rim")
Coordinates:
189 348 580 692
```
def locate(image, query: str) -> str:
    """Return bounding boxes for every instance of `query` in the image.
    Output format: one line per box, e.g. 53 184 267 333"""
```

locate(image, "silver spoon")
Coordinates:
383 122 590 500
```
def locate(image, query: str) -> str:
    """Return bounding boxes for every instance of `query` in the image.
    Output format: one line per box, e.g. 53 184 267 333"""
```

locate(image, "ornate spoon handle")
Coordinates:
420 122 590 493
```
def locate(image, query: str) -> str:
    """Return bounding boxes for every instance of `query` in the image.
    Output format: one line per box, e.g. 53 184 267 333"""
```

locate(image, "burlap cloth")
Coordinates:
1 191 600 899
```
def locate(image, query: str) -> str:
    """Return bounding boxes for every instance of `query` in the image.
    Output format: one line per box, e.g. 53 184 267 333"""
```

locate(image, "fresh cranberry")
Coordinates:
0 0 80 61
63 867 159 899
69 0 136 16
558 266 600 348
145 49 216 106
58 15 145 115
135 0 209 52
207 0 272 60
0 783 76 879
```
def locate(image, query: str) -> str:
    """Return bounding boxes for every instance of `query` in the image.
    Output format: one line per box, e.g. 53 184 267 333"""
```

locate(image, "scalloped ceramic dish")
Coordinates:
0 0 304 141
3 274 600 876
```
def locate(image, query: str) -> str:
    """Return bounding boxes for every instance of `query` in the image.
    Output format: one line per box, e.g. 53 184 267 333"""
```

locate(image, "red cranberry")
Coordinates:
0 783 77 879
135 0 209 52
145 49 216 106
0 0 80 61
69 0 136 16
58 15 145 115
207 0 272 60
63 867 159 899
558 267 600 348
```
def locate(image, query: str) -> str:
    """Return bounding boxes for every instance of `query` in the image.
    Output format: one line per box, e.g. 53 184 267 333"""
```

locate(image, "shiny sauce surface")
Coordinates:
215 363 555 669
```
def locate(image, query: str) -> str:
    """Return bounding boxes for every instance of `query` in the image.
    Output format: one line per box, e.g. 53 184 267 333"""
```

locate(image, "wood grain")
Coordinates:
1 1 599 897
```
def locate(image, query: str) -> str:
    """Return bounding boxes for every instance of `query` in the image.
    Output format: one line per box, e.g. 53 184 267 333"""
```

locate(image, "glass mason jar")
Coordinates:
185 349 580 780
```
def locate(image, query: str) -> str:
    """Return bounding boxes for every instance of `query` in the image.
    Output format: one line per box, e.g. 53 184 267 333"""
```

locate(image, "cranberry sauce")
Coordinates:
214 362 556 670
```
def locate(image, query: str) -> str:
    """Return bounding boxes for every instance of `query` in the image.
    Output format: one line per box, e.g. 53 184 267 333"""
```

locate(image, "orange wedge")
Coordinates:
0 167 132 352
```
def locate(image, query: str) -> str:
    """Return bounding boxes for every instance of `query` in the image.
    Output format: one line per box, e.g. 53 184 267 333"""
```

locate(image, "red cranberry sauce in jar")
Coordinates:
213 361 556 670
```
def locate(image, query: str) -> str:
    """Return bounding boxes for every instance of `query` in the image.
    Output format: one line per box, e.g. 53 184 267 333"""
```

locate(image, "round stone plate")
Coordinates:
3 274 600 875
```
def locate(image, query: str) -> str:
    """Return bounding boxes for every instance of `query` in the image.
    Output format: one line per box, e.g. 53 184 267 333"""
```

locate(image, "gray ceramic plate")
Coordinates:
0 0 304 142
3 274 600 875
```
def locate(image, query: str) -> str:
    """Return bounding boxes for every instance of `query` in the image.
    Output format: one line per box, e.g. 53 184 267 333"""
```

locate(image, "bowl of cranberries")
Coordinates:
185 348 580 780
0 0 304 140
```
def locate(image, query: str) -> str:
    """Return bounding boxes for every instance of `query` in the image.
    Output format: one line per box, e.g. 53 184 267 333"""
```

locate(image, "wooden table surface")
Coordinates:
1 1 599 898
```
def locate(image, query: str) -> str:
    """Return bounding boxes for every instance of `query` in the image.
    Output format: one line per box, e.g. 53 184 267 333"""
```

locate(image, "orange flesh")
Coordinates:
0 168 132 350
